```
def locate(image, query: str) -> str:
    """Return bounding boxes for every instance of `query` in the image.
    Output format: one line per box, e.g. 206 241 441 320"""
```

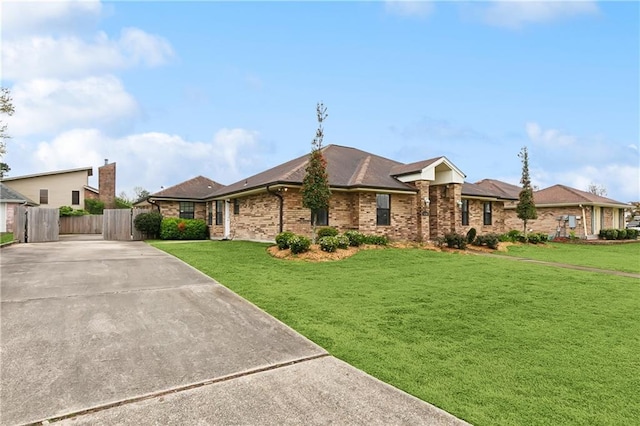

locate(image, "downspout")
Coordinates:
147 197 161 213
266 185 284 233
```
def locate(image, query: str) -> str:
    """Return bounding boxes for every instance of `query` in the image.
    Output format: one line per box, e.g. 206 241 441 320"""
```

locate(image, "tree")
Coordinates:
587 183 607 197
0 87 15 172
301 102 331 242
133 186 150 203
516 146 537 237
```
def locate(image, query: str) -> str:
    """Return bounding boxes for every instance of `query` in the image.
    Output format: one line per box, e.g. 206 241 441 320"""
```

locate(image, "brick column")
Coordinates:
414 180 430 242
99 162 116 209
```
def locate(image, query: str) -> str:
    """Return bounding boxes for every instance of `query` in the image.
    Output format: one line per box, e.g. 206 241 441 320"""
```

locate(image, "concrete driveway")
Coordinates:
1 236 467 425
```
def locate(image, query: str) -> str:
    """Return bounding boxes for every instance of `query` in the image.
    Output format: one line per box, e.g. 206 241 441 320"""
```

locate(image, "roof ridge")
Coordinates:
280 157 309 181
349 155 371 186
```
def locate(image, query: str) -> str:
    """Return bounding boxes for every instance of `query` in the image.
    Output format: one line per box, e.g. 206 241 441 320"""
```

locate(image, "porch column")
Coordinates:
224 200 231 239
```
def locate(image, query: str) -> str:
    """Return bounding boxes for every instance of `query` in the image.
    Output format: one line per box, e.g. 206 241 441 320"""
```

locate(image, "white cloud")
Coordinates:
3 28 174 81
385 1 435 18
541 164 640 202
8 76 140 137
480 0 599 29
526 122 576 147
28 128 264 195
2 0 103 37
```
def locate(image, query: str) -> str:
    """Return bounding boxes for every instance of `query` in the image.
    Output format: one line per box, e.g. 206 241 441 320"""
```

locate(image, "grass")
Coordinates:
151 241 639 426
499 241 640 274
0 232 14 244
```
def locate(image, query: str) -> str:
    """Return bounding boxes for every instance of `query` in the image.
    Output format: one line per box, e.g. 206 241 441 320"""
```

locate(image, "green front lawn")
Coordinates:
0 232 14 244
151 241 639 425
500 241 640 274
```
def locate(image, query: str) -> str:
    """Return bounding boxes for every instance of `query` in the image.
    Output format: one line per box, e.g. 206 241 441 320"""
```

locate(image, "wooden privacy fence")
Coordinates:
103 208 144 241
14 206 59 243
60 215 103 234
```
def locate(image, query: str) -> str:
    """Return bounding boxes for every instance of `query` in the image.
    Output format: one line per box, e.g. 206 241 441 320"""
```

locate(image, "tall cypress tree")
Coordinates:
302 102 331 242
516 146 537 237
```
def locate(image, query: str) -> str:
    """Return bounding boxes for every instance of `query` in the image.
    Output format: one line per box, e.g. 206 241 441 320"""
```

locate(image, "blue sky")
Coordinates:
2 1 638 202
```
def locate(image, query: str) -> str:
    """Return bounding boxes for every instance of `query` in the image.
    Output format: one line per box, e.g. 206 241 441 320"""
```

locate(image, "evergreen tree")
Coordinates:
0 87 15 173
301 102 331 242
516 146 537 237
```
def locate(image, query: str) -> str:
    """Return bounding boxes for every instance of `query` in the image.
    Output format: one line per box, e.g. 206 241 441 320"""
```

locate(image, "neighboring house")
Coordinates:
0 183 37 232
203 145 513 242
142 176 225 221
0 166 94 210
475 180 630 238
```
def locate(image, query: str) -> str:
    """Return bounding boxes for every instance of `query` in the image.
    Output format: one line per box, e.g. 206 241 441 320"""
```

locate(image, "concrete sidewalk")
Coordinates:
1 238 468 425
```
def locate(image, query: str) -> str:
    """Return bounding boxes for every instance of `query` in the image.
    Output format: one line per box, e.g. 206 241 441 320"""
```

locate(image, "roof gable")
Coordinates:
151 176 225 200
391 157 466 184
0 183 37 204
0 166 93 181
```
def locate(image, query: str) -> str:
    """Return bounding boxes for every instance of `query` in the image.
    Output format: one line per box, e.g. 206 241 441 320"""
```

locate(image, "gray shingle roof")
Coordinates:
475 179 521 199
209 145 416 198
534 184 628 207
0 183 37 204
462 182 511 199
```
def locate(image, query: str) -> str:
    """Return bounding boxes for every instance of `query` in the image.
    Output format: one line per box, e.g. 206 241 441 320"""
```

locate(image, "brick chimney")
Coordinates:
99 160 116 209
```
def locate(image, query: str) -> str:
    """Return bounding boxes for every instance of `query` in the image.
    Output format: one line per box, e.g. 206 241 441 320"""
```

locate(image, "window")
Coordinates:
233 199 240 215
208 211 213 226
71 190 80 205
483 202 492 225
179 202 195 219
376 194 390 226
311 208 328 226
39 189 48 205
215 200 223 225
461 199 469 226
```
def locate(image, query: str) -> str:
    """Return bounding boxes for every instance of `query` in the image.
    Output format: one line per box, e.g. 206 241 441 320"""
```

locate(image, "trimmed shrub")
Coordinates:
344 230 365 247
160 218 208 240
316 227 339 238
363 234 389 246
289 235 311 254
59 206 89 217
617 229 627 240
599 229 619 240
501 229 523 243
444 233 466 249
275 231 296 250
473 233 500 249
319 236 339 252
336 235 350 249
134 211 162 239
627 229 639 239
466 228 477 244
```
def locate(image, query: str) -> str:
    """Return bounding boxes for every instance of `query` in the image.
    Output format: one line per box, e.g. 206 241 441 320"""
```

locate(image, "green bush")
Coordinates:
501 229 523 243
134 211 163 239
599 229 619 240
627 229 639 239
289 235 311 254
336 234 350 249
160 218 208 240
59 206 89 217
473 233 500 249
616 229 627 240
466 228 477 244
275 231 296 250
319 236 339 252
344 230 365 247
444 233 466 249
363 234 389 246
316 227 339 238
84 199 104 215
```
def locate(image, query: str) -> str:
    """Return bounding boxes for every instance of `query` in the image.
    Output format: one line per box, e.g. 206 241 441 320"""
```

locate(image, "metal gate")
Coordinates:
14 206 60 243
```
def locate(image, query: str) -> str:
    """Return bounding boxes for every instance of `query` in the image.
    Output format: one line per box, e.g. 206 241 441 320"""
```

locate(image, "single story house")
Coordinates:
203 145 517 242
140 176 225 221
0 183 37 232
475 179 630 238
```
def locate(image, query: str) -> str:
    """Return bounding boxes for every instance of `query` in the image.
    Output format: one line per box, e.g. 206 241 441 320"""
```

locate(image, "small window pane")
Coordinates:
461 199 469 226
233 199 240 215
179 202 195 219
483 202 492 225
376 194 390 226
72 190 80 205
215 200 223 225
40 189 48 205
312 208 328 226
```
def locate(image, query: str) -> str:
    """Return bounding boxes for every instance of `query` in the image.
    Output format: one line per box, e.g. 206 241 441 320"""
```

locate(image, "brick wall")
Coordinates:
157 201 207 221
98 162 116 209
459 199 508 236
428 183 463 238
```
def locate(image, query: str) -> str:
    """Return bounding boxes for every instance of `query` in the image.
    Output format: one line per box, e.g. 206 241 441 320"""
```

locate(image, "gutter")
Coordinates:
266 185 284 233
